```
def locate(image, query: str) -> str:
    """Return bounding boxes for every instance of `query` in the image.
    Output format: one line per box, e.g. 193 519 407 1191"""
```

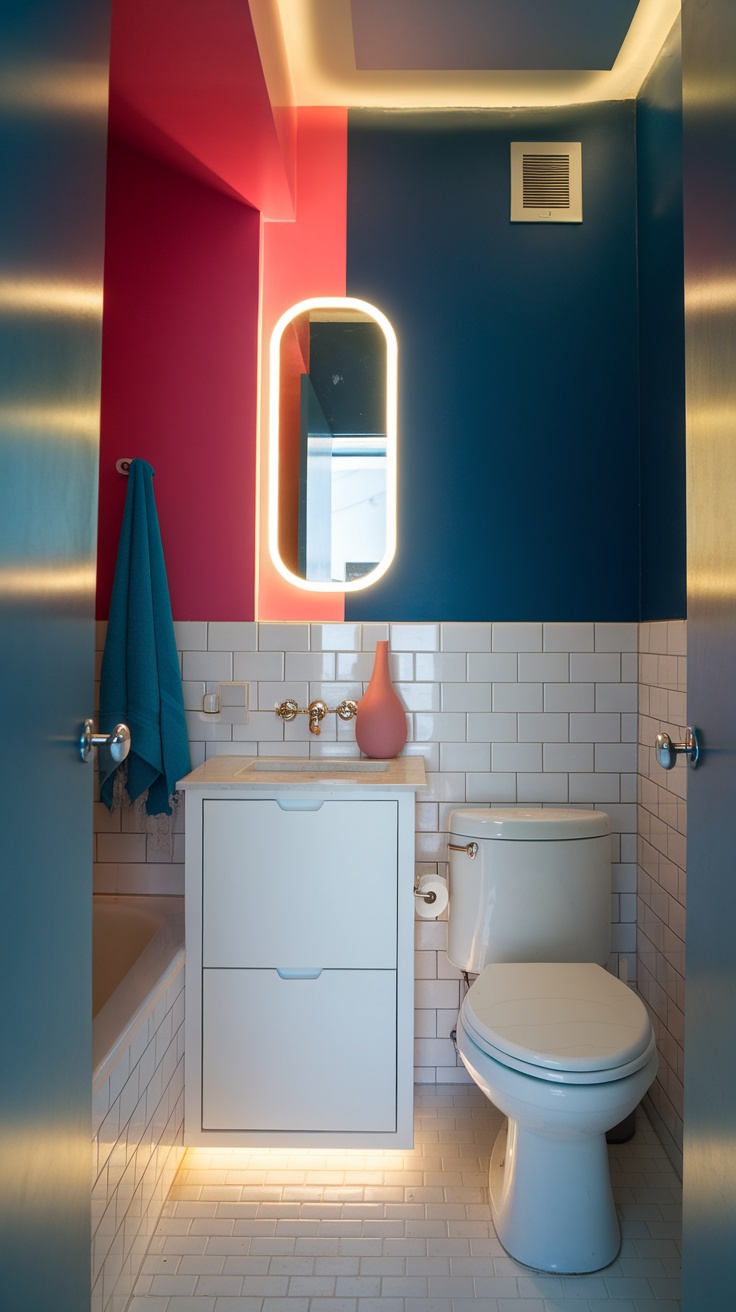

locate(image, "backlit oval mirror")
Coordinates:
268 297 397 592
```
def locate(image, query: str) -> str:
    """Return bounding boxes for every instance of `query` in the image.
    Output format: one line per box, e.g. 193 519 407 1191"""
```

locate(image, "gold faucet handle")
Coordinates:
308 700 328 735
275 698 299 722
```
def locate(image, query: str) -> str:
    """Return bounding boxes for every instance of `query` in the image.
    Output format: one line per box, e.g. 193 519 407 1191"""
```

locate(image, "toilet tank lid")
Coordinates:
449 807 610 842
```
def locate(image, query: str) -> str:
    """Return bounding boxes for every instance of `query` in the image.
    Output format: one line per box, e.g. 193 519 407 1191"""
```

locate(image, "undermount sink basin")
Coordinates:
239 758 389 774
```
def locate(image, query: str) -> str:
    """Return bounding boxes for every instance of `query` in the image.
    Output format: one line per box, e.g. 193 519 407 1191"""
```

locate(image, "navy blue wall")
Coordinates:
346 104 641 621
637 20 686 620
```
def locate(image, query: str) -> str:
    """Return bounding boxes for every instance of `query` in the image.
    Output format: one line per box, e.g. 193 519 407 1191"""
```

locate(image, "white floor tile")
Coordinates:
130 1087 681 1310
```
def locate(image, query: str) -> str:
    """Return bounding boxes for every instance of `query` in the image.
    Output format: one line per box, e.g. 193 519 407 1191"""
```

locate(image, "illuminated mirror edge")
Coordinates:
267 296 397 593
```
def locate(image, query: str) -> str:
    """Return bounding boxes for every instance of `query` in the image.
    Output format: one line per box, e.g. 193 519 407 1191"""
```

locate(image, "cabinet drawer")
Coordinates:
203 799 398 968
202 968 397 1133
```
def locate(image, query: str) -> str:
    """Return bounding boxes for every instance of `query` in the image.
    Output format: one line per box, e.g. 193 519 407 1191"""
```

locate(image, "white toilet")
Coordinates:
448 807 658 1274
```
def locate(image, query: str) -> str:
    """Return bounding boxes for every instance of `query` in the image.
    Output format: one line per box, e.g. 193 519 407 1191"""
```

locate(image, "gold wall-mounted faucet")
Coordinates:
275 698 358 736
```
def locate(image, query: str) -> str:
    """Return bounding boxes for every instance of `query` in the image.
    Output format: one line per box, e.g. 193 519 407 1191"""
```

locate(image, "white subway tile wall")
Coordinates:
638 620 687 1174
94 620 643 1087
92 957 186 1312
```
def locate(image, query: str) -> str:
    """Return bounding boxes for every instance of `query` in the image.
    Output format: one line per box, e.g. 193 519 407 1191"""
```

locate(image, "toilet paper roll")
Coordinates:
414 874 449 920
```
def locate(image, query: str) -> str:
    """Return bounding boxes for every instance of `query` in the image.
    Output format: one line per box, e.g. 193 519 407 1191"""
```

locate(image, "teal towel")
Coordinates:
99 459 191 815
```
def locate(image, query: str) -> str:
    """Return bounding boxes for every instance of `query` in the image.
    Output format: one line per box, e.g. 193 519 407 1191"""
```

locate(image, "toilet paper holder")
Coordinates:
414 879 437 904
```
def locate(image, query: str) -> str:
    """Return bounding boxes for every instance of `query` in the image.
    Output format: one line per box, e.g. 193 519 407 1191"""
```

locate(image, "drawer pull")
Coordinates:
275 799 326 811
276 967 323 980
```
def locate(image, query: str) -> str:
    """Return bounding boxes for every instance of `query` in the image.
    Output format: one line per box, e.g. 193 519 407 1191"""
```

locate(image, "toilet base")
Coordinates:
606 1109 637 1143
489 1118 620 1274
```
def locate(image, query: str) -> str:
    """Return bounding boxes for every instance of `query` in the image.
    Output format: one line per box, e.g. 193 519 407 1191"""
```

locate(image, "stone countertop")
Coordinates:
177 755 426 791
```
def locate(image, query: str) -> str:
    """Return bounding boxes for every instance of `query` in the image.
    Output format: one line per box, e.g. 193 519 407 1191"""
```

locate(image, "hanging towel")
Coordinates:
99 458 191 815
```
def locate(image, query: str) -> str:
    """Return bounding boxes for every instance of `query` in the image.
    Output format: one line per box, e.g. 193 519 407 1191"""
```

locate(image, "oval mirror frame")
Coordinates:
268 296 398 593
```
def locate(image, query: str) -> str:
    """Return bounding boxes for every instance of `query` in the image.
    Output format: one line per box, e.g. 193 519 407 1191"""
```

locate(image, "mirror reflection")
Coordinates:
269 298 397 592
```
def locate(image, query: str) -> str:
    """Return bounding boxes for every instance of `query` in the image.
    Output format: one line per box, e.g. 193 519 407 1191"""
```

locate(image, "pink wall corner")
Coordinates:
109 0 296 219
97 136 260 620
257 107 349 621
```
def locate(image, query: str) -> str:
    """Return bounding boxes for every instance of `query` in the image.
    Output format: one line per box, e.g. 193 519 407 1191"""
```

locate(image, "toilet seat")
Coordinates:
461 962 655 1086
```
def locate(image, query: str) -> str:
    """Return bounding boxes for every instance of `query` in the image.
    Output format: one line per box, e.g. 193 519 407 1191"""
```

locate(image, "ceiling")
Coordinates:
274 0 681 108
106 0 682 218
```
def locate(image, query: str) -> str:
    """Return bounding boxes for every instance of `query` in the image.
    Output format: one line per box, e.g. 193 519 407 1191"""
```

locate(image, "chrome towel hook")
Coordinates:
655 726 700 770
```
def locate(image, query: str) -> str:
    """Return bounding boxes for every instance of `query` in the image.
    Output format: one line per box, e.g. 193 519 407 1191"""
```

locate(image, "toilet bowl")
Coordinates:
456 960 657 1272
447 808 658 1273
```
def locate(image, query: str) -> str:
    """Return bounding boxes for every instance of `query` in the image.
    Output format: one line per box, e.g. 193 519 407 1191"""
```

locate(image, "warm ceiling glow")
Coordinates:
275 0 680 109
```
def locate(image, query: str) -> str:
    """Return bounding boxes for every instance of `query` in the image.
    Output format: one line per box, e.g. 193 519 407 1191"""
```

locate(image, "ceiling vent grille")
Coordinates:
510 142 582 223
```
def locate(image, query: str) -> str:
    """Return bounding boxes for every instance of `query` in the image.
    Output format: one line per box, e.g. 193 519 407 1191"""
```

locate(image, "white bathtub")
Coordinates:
92 895 186 1312
92 894 184 1077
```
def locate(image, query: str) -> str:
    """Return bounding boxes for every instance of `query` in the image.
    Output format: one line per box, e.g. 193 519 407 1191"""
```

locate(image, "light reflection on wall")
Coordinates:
0 63 109 114
0 561 96 601
0 279 104 317
0 404 100 437
685 277 736 314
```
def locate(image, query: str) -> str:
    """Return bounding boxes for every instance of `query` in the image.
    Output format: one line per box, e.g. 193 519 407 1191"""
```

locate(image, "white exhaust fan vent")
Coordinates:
510 142 582 223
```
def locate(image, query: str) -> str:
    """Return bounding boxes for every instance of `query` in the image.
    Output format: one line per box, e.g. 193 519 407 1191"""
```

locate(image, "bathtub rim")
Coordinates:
93 893 185 1086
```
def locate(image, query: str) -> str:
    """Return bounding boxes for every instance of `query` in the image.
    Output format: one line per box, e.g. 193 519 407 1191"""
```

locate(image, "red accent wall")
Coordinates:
257 108 349 620
97 136 260 619
108 0 295 217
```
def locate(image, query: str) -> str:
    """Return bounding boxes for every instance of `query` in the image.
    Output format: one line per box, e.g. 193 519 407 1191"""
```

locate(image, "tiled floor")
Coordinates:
129 1085 681 1312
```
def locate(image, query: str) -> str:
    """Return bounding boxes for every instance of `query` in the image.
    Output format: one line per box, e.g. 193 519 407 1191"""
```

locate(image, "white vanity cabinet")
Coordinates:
178 756 425 1148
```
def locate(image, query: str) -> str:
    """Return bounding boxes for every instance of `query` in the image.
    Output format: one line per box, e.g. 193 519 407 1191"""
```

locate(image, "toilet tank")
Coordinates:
447 808 611 974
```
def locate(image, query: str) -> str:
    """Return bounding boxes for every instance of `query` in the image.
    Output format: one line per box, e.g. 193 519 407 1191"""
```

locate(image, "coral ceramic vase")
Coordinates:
355 640 407 759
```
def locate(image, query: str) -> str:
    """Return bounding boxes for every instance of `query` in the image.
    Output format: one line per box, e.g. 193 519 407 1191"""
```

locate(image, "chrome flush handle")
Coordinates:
448 841 478 858
79 720 131 764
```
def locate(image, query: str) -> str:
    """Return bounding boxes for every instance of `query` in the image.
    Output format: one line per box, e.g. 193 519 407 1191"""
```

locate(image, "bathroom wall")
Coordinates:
633 22 687 1175
96 83 686 630
96 100 661 626
94 618 639 1084
637 620 687 1174
97 135 261 621
637 17 686 621
345 102 641 622
93 19 689 1121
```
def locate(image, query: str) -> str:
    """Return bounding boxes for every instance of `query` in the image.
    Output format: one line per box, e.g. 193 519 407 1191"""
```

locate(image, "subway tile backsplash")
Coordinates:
94 619 649 1089
638 619 687 1174
92 956 185 1312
